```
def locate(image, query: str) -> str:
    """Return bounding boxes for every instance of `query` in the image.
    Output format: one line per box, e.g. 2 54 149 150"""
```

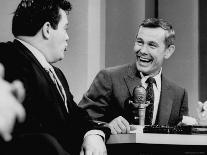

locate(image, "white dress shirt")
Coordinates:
140 69 162 125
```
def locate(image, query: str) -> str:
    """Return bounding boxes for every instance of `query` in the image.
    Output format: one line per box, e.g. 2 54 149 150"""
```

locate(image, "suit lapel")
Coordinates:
156 76 173 125
123 63 142 97
13 40 45 72
14 40 55 87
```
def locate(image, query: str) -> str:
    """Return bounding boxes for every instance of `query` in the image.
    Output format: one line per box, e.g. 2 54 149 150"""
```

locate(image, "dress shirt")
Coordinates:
140 69 162 125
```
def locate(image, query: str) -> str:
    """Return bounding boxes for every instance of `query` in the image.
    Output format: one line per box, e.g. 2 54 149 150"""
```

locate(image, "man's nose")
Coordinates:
140 45 148 54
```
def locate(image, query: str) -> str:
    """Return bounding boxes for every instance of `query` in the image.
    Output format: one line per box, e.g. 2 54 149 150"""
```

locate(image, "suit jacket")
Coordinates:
0 40 110 154
79 63 189 126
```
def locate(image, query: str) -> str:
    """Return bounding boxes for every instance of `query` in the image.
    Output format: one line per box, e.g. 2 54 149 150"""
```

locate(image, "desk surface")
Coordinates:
107 133 207 145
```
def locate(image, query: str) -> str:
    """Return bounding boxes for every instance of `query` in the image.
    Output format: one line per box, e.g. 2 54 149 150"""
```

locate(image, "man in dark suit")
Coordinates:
0 0 110 154
79 18 189 134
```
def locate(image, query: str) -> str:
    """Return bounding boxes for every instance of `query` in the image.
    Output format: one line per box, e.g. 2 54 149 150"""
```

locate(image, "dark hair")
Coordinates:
138 18 175 47
12 0 72 37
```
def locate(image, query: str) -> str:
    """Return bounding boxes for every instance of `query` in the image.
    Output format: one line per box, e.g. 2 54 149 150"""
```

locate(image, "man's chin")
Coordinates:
136 65 161 76
60 53 65 60
138 69 151 75
136 63 152 74
52 56 64 63
59 56 64 61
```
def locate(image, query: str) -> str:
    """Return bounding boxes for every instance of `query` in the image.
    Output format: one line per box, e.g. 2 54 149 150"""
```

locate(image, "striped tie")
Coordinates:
145 77 156 125
46 68 69 112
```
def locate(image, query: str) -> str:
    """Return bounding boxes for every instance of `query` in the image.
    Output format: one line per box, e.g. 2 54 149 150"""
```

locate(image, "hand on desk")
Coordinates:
0 63 26 141
80 134 107 155
108 116 130 134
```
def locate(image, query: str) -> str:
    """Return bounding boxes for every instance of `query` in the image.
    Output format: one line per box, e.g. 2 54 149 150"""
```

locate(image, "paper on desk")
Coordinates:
129 125 144 133
181 116 198 125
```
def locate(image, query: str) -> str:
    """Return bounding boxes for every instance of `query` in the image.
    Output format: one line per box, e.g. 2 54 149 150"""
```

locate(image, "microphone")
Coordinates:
130 85 148 125
133 85 146 105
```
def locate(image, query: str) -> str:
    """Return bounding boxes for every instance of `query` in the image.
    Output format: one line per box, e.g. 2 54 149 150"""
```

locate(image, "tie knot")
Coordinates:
146 77 156 85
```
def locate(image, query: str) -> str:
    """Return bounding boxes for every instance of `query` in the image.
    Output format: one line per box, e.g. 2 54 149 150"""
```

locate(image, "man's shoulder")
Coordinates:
0 40 24 57
102 63 132 75
95 63 136 81
0 41 19 60
0 40 29 60
0 41 13 45
162 75 186 92
0 41 14 49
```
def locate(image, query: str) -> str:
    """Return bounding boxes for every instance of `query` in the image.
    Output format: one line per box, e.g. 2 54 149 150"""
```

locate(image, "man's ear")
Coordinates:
42 22 51 39
164 45 175 59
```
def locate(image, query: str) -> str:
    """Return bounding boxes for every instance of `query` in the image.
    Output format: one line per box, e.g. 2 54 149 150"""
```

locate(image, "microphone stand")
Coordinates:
129 100 150 125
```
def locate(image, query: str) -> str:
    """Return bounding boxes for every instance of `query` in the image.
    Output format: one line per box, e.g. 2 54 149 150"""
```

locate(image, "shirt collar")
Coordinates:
140 68 162 90
17 38 53 70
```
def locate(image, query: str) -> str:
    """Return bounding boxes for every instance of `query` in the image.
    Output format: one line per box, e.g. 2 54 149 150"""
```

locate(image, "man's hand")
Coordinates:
108 116 130 134
0 63 26 141
80 134 107 155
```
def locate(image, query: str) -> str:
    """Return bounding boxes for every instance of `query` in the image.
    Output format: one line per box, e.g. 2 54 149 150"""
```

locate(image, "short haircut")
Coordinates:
138 18 175 47
12 0 72 37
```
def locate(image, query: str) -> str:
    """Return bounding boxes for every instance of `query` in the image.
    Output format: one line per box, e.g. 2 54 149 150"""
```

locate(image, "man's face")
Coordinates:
134 27 170 76
49 9 69 63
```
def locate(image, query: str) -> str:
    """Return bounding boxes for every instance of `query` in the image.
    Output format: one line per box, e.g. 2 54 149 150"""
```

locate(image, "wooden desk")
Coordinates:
107 133 207 145
107 133 207 154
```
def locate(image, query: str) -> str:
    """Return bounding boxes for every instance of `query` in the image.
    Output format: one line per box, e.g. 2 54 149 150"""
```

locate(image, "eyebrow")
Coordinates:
135 37 142 41
148 41 159 47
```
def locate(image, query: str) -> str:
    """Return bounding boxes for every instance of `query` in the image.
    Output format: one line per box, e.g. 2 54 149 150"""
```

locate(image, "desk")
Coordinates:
107 133 207 154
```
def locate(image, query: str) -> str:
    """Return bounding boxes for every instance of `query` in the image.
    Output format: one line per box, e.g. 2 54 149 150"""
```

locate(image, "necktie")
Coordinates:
46 68 69 112
145 77 156 125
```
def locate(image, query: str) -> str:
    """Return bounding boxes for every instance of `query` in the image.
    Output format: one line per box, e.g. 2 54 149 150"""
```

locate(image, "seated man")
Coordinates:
79 18 189 134
0 0 110 154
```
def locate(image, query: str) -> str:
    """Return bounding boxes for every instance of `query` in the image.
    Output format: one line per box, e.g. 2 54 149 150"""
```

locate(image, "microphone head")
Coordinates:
133 85 146 104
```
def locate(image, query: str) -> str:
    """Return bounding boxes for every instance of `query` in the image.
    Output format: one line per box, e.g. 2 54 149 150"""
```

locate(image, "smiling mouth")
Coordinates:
137 55 153 64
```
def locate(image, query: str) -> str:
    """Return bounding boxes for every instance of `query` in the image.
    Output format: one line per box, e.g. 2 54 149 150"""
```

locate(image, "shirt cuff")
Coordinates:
84 130 105 142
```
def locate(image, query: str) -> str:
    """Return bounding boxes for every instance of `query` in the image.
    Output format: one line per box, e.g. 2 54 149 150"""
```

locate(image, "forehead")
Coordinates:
59 9 68 25
137 27 166 43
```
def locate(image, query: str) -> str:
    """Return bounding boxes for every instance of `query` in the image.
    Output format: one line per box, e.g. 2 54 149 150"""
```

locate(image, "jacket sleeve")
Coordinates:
179 88 189 118
55 68 111 146
78 69 114 122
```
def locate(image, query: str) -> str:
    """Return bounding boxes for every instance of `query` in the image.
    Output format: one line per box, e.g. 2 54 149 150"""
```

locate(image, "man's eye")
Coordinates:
136 40 143 45
149 43 158 48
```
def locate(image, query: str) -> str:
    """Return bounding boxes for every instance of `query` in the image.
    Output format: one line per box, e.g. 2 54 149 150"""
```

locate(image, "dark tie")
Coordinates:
145 77 156 125
46 68 69 112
